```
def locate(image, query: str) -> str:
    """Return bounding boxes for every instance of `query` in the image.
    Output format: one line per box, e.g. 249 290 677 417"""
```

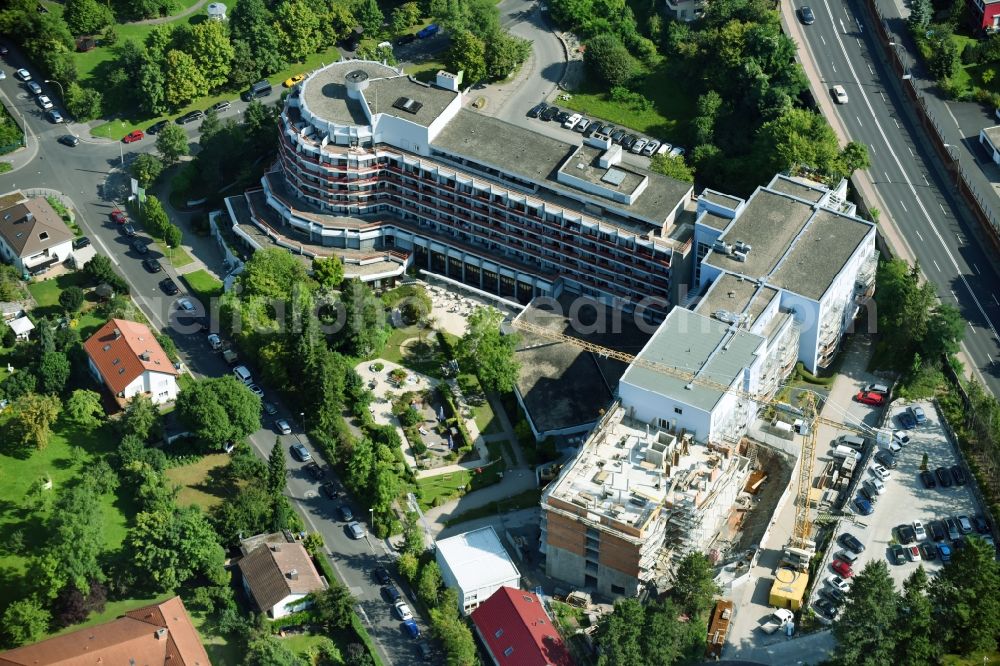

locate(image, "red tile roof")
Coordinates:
83 318 177 395
471 587 574 666
0 596 210 666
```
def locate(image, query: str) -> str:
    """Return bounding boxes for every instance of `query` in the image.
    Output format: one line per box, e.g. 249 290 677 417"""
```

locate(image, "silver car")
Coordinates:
642 140 660 156
348 521 365 539
630 138 647 154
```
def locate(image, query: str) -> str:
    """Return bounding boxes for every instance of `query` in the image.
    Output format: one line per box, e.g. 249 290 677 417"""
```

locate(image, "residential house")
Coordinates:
0 191 74 276
237 533 328 618
83 318 179 405
0 596 211 665
470 587 574 666
8 315 33 341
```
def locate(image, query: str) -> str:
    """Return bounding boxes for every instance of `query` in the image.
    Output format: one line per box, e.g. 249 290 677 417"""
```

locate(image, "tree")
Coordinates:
484 30 531 80
50 579 107 629
65 389 104 428
164 49 207 107
922 303 964 359
429 605 478 666
240 247 311 300
909 0 932 29
596 598 645 666
838 141 871 177
83 253 116 284
9 392 61 450
120 393 160 442
156 122 189 165
199 108 222 142
928 32 959 81
833 559 900 666
670 551 719 617
63 0 113 36
312 583 356 632
128 506 227 592
36 481 105 597
1 598 50 647
58 285 85 313
245 635 307 666
137 61 167 115
130 153 164 187
447 30 487 83
649 153 695 182
641 598 685 666
64 82 103 121
312 255 345 288
186 20 234 90
456 306 520 393
354 0 385 35
584 33 636 87
755 107 841 177
212 484 274 545
164 224 183 249
268 439 286 496
339 278 390 358
417 560 442 607
893 567 936 666
391 2 421 33
346 436 376 493
229 0 286 78
3 370 37 400
930 536 1000 655
37 350 70 395
176 375 262 449
397 551 419 582
273 0 322 63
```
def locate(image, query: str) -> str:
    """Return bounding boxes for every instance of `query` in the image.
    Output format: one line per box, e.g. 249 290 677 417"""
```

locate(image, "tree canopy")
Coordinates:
456 307 520 393
176 375 261 449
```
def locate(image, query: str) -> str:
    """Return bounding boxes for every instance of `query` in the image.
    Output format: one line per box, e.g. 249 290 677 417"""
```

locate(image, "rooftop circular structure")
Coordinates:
300 60 404 129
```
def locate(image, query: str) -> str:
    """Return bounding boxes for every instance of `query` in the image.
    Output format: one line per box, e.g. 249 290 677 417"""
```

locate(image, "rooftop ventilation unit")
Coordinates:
713 241 731 255
734 240 752 254
732 250 747 262
392 97 423 114
714 310 739 325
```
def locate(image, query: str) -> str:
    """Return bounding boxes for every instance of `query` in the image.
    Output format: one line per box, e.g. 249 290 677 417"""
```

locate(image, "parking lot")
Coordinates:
811 399 988 616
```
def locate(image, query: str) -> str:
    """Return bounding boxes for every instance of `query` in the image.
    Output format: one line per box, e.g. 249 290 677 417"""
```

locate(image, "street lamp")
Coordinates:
369 507 375 531
300 411 306 433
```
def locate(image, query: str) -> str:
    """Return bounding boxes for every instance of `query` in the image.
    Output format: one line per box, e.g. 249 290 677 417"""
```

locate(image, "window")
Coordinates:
494 629 504 638
674 407 683 415
611 584 626 595
503 647 514 657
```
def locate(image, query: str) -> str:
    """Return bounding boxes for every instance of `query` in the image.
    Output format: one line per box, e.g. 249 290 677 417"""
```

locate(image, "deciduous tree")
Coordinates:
36 481 105 597
186 19 234 91
155 122 189 165
930 536 1000 655
1 598 50 647
338 278 390 358
391 2 421 33
163 49 207 107
176 375 261 449
273 0 322 63
312 583 356 632
9 392 61 450
447 29 487 83
312 255 345 288
65 389 104 428
63 0 113 36
584 33 635 87
58 285 85 313
130 153 164 188
120 393 160 442
354 0 385 35
128 506 226 592
64 82 103 121
457 306 520 393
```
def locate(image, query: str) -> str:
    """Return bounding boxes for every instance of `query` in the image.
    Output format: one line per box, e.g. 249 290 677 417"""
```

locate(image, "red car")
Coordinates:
110 209 128 224
830 558 853 578
122 129 144 143
855 391 885 406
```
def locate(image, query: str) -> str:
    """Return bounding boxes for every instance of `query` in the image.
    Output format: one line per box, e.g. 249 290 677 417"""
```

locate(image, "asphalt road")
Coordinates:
0 50 431 665
793 0 1000 395
494 0 567 124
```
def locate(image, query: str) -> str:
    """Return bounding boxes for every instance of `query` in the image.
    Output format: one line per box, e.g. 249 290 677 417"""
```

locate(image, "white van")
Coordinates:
831 445 861 461
563 113 582 129
837 435 866 451
233 365 252 384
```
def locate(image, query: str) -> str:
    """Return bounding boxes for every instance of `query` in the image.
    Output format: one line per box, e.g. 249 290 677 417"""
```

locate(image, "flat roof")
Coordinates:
620 308 764 412
695 274 778 327
704 188 815 280
700 189 744 210
769 207 873 300
301 60 457 128
984 125 1000 149
767 174 826 203
431 110 692 225
436 527 519 590
698 209 733 231
559 144 646 196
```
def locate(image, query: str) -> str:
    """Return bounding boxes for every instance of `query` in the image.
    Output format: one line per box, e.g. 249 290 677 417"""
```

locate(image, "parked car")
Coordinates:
416 641 433 661
147 120 168 134
831 85 849 104
283 73 306 87
935 467 953 487
974 514 990 534
799 5 816 24
403 619 420 638
383 585 401 602
890 544 906 565
573 117 590 133
348 521 365 539
321 483 340 499
610 129 627 143
951 465 967 485
642 140 660 156
122 129 144 143
131 239 148 254
919 542 936 560
58 134 79 147
373 567 391 585
945 517 961 540
907 545 920 561
913 520 927 540
555 111 571 125
121 223 137 237
854 497 873 515
275 419 291 435
339 505 354 521
875 450 897 469
36 94 53 109
861 482 878 503
920 470 936 488
211 100 232 113
958 515 973 534
668 145 686 158
304 462 324 481
541 106 559 121
15 68 31 81
45 109 63 123
893 430 911 446
872 464 890 480
621 134 638 150
262 401 278 415
26 80 41 95
630 138 647 154
855 391 885 406
527 102 546 118
72 236 90 249
177 110 205 124
160 277 179 294
822 586 845 605
897 524 917 544
864 383 890 395
290 442 312 462
814 598 838 620
839 533 865 554
938 543 952 562
397 34 417 45
142 258 162 273
176 298 196 312
910 405 927 425
394 601 413 621
827 575 850 592
898 411 917 429
928 520 946 542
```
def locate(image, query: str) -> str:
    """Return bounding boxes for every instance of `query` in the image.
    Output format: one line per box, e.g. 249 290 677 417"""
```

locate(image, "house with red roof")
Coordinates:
84 318 179 405
470 587 574 666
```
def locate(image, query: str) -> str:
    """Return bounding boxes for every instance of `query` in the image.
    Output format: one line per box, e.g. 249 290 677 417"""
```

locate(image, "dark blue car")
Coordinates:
403 619 420 638
855 497 873 515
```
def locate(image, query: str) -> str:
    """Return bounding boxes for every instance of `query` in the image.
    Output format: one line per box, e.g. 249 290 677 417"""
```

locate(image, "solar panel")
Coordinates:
392 97 423 114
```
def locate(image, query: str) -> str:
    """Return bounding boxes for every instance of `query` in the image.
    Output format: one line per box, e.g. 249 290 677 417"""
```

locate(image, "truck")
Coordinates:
417 23 439 39
759 608 794 634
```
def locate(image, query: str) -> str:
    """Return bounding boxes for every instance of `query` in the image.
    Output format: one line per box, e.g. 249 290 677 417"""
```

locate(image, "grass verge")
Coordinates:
164 453 232 510
181 268 223 304
442 488 542 527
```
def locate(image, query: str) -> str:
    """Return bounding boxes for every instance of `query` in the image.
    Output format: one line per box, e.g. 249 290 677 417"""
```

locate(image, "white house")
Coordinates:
436 526 521 616
83 319 179 405
0 191 74 276
238 539 327 618
8 316 33 341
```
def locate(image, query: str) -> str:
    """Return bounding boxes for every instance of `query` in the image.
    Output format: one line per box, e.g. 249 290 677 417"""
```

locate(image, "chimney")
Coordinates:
25 212 33 222
288 569 299 580
113 328 121 339
271 544 281 552
155 627 168 640
139 351 150 361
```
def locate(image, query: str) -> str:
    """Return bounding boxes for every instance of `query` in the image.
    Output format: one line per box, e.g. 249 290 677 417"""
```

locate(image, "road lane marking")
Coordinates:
970 322 979 335
840 18 847 32
818 0 1000 364
821 34 826 46
884 170 891 181
868 64 874 75
869 144 876 156
857 116 864 127
990 353 996 365
994 294 999 305
915 229 924 241
907 146 913 156
945 104 961 130
899 200 907 212
974 263 980 274
951 289 958 299
933 259 941 271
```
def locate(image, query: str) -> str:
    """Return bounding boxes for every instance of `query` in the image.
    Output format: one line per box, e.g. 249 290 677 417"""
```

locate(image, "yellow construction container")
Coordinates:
768 566 809 610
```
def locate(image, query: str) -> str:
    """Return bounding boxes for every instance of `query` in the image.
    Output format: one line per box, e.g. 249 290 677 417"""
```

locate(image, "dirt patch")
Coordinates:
733 443 796 554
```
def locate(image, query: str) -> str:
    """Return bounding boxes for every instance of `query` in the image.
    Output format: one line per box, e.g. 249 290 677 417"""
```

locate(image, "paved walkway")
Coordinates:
423 468 538 537
485 390 526 467
132 0 210 25
153 176 228 282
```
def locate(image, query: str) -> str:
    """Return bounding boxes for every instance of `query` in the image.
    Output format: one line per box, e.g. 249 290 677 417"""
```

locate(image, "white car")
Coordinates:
871 463 890 480
394 601 413 621
275 419 291 435
247 383 264 398
827 575 850 592
37 94 53 110
831 85 848 104
884 440 901 454
16 68 31 81
562 113 582 129
893 430 911 446
0 69 6 80
913 520 927 540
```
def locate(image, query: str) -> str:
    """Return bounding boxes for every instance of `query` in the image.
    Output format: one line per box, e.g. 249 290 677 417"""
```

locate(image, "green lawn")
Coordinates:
164 453 232 510
156 241 195 268
443 488 543 527
416 469 474 509
407 60 448 83
26 272 108 337
456 372 502 435
381 326 446 378
0 420 130 604
561 60 695 140
942 651 1000 665
181 268 224 305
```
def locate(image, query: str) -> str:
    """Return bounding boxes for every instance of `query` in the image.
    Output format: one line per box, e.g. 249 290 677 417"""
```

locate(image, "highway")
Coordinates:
790 0 1000 394
0 47 431 665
